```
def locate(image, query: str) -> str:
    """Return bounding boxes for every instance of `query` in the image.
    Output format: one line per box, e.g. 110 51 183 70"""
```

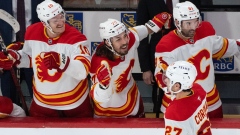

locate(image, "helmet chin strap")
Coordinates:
41 21 56 35
105 39 122 57
163 82 183 99
162 87 176 101
46 25 55 35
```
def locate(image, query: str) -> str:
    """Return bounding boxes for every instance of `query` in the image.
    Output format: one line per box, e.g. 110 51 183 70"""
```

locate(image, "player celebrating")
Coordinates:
155 1 240 118
0 0 92 117
90 12 171 118
163 61 212 135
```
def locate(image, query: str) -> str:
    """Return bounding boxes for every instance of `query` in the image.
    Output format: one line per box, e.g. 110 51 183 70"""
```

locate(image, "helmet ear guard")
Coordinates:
173 1 201 32
165 61 197 94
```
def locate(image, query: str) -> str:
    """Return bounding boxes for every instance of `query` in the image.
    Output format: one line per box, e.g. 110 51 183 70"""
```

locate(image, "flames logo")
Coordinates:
188 49 210 81
115 59 135 93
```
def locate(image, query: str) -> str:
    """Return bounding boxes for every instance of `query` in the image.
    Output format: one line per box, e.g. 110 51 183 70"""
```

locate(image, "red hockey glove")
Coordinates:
146 12 172 33
0 52 14 70
0 96 13 118
42 51 70 72
0 49 20 69
96 61 111 89
6 42 24 50
7 49 21 65
155 71 167 89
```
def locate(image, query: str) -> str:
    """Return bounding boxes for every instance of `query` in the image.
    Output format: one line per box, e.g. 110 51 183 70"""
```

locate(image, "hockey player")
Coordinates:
0 96 26 118
154 1 240 118
0 0 92 117
90 12 172 118
163 61 212 135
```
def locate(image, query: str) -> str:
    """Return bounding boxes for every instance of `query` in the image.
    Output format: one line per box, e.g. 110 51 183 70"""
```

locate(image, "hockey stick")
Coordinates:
155 87 160 118
0 9 29 116
0 9 20 32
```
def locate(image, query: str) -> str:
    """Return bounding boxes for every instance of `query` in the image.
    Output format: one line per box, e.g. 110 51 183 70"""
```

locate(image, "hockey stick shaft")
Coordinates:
0 9 29 115
0 9 20 33
0 34 29 116
156 87 160 118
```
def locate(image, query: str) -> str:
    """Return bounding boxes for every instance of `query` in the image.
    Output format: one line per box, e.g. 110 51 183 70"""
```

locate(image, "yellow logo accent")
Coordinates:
66 14 82 32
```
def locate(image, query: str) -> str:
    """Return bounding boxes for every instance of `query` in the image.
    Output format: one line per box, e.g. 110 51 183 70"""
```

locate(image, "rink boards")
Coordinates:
0 118 239 135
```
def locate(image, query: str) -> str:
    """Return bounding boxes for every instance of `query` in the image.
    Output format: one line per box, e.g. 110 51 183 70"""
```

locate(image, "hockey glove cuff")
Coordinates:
145 12 172 33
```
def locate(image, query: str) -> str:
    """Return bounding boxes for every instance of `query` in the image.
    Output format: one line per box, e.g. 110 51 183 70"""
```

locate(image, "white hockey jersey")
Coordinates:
164 83 212 135
155 21 239 113
90 26 148 117
17 22 91 110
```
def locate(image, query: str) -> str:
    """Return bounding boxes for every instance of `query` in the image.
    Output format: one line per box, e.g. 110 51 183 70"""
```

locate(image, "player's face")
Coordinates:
111 31 129 56
164 77 180 93
163 77 171 92
181 18 199 38
48 13 66 34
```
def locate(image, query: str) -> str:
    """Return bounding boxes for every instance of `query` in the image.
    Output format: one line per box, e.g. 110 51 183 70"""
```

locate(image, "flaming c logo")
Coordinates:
115 59 134 93
188 49 210 81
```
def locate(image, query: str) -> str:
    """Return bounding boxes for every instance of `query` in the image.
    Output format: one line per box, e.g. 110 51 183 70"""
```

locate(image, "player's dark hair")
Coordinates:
95 39 115 61
182 89 191 92
177 82 191 92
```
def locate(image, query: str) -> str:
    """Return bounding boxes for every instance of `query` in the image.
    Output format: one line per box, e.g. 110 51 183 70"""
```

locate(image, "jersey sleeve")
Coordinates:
200 21 239 59
130 25 148 42
64 40 91 80
16 44 32 68
211 36 239 60
90 58 113 103
90 83 113 103
155 35 178 88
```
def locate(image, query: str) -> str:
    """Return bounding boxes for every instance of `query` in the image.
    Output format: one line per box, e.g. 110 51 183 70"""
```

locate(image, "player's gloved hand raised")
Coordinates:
96 61 112 89
0 49 21 69
6 42 24 50
146 12 172 33
41 51 70 72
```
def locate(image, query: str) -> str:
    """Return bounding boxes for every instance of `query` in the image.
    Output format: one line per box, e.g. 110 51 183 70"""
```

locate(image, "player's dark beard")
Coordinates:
181 29 195 38
113 44 128 56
